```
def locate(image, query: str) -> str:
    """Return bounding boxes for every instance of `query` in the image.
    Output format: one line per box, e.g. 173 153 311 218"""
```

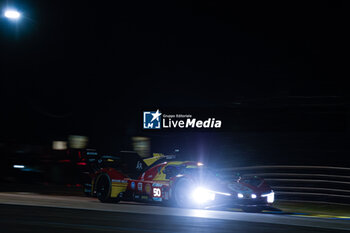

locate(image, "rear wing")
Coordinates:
94 151 146 179
88 151 175 179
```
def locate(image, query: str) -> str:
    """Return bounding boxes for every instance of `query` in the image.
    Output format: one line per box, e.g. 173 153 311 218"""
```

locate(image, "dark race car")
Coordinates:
87 152 274 212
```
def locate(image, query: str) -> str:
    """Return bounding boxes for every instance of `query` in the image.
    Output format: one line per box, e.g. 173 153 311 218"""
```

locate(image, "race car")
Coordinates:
87 152 274 212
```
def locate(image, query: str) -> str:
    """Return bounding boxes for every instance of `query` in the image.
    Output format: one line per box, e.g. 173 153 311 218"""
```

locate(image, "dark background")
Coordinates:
0 1 348 167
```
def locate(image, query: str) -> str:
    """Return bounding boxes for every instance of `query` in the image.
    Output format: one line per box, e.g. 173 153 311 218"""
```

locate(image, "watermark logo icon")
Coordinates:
143 110 162 129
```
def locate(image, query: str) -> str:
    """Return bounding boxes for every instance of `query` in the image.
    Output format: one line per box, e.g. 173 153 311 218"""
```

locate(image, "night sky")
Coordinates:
0 1 348 165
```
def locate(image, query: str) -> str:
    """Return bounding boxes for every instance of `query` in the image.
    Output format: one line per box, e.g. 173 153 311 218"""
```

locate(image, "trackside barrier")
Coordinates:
218 166 350 205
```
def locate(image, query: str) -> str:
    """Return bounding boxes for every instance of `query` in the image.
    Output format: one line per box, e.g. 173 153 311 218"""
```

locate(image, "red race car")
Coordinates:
87 152 274 212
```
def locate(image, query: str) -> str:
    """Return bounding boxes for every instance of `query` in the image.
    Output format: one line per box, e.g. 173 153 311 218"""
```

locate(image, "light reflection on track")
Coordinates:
0 192 349 231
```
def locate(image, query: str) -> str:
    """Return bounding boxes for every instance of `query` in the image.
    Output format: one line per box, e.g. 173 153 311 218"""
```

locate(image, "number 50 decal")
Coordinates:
153 188 161 197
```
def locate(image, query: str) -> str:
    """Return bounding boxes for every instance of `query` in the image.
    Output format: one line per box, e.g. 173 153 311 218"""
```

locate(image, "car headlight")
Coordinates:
261 191 274 203
192 187 216 203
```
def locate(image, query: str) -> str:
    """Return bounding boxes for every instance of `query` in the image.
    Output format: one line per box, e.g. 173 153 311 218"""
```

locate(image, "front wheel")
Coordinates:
174 178 196 208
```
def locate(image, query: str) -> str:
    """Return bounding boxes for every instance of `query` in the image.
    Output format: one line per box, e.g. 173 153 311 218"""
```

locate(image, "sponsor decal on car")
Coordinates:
152 183 162 187
153 187 161 197
136 161 143 170
138 182 143 191
164 191 169 200
112 179 128 183
145 184 151 194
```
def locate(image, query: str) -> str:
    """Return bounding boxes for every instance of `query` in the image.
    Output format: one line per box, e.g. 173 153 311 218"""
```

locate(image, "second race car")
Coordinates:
86 152 274 212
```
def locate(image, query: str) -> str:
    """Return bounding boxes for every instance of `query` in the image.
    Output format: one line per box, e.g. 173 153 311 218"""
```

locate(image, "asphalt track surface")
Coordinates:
0 193 349 232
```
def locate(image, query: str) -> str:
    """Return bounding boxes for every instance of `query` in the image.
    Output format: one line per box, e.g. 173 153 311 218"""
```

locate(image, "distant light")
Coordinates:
13 165 25 169
197 162 204 166
237 193 244 199
251 194 257 199
4 9 21 19
52 141 67 150
68 135 88 149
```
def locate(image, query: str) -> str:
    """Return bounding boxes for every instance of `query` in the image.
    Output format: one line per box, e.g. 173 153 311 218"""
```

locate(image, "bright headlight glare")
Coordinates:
4 9 21 19
251 194 257 199
192 187 215 203
237 193 244 198
261 191 275 203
